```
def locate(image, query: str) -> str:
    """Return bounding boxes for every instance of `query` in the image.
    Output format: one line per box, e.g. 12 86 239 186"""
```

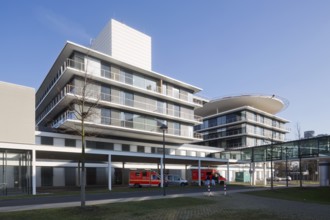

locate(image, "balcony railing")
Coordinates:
37 83 202 126
51 111 202 140
64 58 200 106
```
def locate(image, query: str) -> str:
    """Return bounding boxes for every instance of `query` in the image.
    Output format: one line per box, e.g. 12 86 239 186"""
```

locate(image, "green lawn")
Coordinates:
0 197 283 220
1 187 329 220
244 187 330 204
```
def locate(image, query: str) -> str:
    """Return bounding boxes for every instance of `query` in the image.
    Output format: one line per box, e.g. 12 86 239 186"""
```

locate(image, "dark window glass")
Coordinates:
137 146 145 153
101 108 111 125
65 139 76 147
122 144 130 152
41 136 53 145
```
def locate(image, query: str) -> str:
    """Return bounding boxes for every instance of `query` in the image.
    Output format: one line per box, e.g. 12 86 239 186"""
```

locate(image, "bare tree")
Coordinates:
73 74 99 208
57 68 100 208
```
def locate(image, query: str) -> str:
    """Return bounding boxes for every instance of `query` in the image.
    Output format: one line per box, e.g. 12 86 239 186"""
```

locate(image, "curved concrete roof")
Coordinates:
195 94 289 117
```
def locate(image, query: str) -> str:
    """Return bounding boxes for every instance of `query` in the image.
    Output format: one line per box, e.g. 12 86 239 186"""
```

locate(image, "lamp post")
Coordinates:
160 124 168 196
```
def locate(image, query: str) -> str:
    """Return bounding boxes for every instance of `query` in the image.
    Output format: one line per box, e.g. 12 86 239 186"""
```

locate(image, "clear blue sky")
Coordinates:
1 0 330 140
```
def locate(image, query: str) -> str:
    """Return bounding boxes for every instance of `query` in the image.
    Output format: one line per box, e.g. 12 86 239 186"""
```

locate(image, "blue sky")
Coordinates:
1 0 330 139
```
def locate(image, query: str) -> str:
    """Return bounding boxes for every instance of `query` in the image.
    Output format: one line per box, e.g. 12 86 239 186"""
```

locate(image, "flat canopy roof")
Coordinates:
195 94 289 117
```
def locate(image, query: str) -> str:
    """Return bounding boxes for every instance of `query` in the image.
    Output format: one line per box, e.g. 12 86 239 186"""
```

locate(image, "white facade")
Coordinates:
0 82 35 144
92 19 152 71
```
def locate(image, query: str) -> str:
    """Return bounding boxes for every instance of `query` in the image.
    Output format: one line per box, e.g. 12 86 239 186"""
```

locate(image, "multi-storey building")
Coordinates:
36 19 203 145
194 95 290 149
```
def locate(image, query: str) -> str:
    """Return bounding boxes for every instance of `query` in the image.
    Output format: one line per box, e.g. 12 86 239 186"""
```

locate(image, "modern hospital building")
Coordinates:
0 19 300 195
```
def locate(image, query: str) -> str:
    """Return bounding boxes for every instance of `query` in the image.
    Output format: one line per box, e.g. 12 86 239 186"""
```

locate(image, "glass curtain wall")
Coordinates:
0 149 32 196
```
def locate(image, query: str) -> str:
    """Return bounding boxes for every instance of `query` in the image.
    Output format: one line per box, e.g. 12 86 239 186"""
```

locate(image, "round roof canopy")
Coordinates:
195 94 289 117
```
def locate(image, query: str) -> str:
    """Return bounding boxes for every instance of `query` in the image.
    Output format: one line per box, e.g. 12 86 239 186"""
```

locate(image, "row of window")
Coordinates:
38 136 206 157
69 52 195 103
100 108 182 136
195 110 286 131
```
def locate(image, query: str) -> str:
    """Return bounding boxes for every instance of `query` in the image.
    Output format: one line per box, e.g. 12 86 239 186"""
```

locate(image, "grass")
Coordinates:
0 197 285 220
244 187 330 204
1 187 329 219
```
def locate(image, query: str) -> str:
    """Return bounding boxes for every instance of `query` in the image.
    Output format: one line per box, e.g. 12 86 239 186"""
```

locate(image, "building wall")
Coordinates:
93 19 152 71
0 82 35 144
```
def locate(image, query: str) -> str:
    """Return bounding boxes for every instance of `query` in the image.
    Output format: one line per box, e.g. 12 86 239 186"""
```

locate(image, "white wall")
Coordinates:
0 82 35 144
92 19 152 71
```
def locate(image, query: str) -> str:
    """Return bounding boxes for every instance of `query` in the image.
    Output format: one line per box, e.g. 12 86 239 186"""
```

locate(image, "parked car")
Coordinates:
166 174 188 186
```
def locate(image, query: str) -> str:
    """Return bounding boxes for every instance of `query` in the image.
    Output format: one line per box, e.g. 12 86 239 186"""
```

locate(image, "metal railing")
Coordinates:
52 111 202 139
65 58 199 105
38 83 202 125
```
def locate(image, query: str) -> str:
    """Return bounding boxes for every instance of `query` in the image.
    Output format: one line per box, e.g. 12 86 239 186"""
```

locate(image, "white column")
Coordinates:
160 157 164 187
252 163 256 186
263 162 267 186
227 161 230 183
32 149 36 195
198 160 201 186
108 154 112 191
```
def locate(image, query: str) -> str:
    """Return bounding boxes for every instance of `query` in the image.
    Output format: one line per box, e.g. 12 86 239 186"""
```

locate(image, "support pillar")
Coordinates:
263 162 267 186
32 149 36 195
226 161 230 183
108 154 112 191
122 162 125 185
198 160 201 186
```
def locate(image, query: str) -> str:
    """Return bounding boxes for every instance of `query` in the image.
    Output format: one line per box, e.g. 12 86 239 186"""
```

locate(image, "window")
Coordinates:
174 105 180 117
123 91 134 107
101 108 111 125
101 63 111 78
101 86 111 101
137 146 145 153
208 118 217 127
122 144 130 152
65 139 76 147
122 112 134 128
124 71 133 85
173 87 180 98
41 136 53 145
86 141 113 150
173 122 180 135
157 100 165 114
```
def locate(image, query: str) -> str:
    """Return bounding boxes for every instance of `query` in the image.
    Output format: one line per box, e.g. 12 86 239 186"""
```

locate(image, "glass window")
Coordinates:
65 139 76 147
123 91 134 107
174 122 180 135
209 118 217 127
41 136 53 145
173 87 180 99
122 144 130 152
101 86 111 101
125 71 133 85
101 63 111 78
101 108 111 125
174 105 180 117
122 112 134 128
157 100 165 114
137 146 145 153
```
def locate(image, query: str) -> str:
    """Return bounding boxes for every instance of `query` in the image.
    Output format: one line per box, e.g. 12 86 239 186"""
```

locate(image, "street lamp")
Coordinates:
160 123 168 196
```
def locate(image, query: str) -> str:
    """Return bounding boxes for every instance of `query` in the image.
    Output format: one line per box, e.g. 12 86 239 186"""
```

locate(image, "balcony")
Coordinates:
51 111 203 143
37 83 202 126
65 59 202 106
